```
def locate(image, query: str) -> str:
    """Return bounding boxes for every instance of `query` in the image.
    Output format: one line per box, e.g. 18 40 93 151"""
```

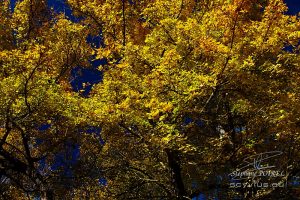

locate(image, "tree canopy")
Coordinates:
0 0 300 199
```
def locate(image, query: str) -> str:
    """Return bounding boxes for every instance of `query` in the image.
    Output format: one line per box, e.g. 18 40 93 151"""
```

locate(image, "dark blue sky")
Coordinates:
285 0 300 15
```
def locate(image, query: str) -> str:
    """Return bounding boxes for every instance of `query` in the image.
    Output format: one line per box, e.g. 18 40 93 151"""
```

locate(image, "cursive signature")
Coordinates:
229 151 283 180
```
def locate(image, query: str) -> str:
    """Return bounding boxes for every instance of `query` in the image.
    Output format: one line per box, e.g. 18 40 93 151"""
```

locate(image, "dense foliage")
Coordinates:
0 0 300 199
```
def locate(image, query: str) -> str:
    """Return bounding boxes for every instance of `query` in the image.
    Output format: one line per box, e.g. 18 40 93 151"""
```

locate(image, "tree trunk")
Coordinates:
41 190 54 200
165 148 186 199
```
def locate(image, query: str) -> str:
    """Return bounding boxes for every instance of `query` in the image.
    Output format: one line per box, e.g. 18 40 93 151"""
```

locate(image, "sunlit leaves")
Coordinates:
1 0 300 199
82 0 300 198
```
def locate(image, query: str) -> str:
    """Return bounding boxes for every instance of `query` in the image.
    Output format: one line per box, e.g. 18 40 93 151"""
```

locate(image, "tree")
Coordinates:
1 0 300 199
0 0 101 199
